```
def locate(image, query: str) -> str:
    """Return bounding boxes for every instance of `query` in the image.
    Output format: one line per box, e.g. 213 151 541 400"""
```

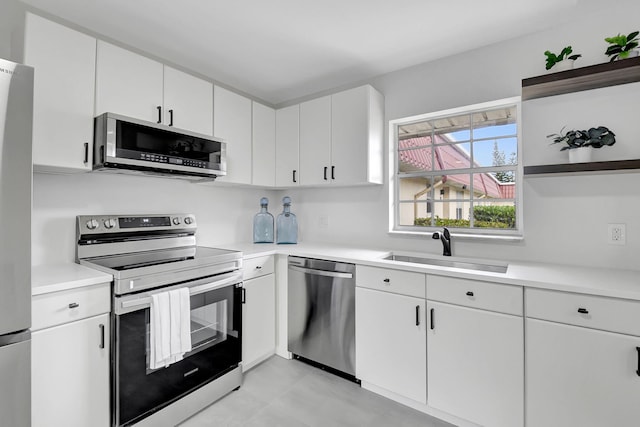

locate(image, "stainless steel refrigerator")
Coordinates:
0 57 33 426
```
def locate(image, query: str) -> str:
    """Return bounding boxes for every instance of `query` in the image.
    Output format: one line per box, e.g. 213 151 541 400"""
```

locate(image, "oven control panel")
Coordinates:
77 214 197 235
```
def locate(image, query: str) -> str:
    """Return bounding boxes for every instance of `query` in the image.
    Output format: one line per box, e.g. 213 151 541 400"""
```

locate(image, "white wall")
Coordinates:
32 172 275 265
282 0 640 270
29 0 640 270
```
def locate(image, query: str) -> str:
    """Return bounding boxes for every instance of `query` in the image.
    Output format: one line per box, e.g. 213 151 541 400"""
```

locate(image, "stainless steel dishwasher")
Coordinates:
288 256 357 379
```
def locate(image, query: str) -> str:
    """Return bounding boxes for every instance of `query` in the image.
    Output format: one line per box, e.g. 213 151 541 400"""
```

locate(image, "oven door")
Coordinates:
113 272 242 426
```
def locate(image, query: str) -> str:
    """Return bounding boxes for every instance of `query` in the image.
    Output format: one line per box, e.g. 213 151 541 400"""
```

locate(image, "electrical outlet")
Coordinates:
607 223 626 245
318 214 329 229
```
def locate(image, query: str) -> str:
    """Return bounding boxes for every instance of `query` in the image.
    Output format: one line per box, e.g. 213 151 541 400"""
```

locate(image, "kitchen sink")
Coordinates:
383 254 508 274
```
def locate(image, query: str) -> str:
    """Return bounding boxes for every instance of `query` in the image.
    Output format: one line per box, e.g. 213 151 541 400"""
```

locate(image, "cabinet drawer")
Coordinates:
356 265 425 298
427 275 523 316
243 255 274 280
526 288 640 336
32 283 111 331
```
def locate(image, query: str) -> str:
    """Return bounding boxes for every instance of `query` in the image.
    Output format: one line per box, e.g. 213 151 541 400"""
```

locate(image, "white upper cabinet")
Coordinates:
95 41 163 123
331 85 384 185
213 86 252 184
283 84 384 188
163 66 213 136
252 102 276 186
299 95 332 186
24 13 97 173
95 41 213 136
275 104 300 187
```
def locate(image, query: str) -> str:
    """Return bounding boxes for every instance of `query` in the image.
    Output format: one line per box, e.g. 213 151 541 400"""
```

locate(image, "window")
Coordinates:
390 98 522 237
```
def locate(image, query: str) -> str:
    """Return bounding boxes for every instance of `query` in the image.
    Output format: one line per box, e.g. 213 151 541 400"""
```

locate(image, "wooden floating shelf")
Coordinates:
522 56 640 101
524 159 640 176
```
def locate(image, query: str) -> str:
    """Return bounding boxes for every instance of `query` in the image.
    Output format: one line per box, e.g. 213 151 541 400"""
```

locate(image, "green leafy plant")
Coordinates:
544 46 581 70
605 31 639 61
547 126 616 151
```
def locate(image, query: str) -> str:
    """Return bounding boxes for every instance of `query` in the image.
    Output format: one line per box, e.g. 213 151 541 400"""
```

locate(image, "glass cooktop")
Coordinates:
84 246 238 272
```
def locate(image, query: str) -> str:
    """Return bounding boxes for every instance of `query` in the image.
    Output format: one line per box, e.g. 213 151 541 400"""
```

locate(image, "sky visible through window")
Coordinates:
447 124 517 168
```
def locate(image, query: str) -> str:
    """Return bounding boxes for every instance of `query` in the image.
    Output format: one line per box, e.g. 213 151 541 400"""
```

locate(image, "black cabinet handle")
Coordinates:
324 166 328 180
168 109 174 126
157 106 162 124
430 308 435 330
331 166 335 180
255 265 262 270
68 302 79 309
83 142 89 164
577 308 589 314
415 305 420 326
241 288 246 304
383 278 390 283
293 170 297 183
636 347 640 377
466 291 474 297
99 324 105 349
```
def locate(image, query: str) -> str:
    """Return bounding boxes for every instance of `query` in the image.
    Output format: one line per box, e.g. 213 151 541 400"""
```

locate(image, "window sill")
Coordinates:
388 229 524 242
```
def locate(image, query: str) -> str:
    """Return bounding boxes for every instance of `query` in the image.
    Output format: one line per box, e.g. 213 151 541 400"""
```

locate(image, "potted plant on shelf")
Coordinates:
547 126 616 163
604 31 639 61
544 46 582 71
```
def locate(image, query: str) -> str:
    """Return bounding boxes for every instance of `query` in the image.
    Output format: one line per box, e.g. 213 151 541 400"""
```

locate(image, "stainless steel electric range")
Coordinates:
76 213 243 427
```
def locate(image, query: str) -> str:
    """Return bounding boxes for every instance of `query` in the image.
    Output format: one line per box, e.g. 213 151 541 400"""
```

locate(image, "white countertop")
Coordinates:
219 242 640 301
31 242 640 300
32 263 113 296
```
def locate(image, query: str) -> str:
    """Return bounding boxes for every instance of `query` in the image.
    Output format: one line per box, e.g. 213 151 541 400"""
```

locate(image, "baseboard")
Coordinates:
360 381 480 427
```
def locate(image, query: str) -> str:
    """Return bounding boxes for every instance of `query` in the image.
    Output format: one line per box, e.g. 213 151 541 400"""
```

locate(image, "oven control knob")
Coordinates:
103 218 117 229
172 217 181 225
86 219 99 230
184 217 193 225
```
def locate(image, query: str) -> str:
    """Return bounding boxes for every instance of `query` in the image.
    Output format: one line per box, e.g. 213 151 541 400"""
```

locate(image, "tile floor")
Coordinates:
180 356 455 427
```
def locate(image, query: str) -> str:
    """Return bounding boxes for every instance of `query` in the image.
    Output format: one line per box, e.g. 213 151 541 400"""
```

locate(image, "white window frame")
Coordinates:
388 97 524 240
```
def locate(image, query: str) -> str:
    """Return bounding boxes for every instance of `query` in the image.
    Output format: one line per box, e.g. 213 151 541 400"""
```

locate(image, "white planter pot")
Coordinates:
553 60 575 72
568 147 593 163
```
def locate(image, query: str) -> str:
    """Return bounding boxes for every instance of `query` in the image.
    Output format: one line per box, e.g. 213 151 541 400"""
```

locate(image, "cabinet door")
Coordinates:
526 318 640 427
95 41 163 122
242 274 276 371
252 102 276 186
299 96 331 186
275 104 300 187
213 86 252 184
427 301 523 427
24 13 96 172
163 66 213 136
331 85 383 185
355 287 426 404
32 313 110 427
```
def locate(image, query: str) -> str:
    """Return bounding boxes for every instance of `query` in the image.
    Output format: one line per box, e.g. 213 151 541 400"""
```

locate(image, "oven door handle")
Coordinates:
116 271 242 314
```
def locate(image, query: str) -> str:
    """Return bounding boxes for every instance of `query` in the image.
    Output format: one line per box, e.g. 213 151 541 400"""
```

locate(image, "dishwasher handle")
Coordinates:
289 265 353 279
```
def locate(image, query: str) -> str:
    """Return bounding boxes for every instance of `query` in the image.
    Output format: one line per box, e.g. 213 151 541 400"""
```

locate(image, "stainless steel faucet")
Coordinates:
432 227 452 256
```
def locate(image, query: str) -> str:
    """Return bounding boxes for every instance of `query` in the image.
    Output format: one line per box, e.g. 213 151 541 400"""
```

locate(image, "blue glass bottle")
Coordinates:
276 196 298 244
253 197 274 243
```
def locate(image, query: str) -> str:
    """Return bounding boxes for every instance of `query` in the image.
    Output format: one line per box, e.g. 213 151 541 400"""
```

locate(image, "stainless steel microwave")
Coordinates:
93 112 226 181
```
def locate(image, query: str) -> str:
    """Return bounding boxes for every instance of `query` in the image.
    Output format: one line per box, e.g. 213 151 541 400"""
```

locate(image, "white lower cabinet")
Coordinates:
32 313 110 427
355 286 427 404
427 301 523 427
426 276 523 427
526 289 640 427
242 256 276 371
31 283 110 427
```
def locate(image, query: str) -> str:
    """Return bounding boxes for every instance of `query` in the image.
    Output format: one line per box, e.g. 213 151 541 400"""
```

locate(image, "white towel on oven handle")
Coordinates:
170 288 192 357
150 288 192 369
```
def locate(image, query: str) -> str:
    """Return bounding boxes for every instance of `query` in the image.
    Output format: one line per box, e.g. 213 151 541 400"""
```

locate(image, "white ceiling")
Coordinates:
21 0 604 105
